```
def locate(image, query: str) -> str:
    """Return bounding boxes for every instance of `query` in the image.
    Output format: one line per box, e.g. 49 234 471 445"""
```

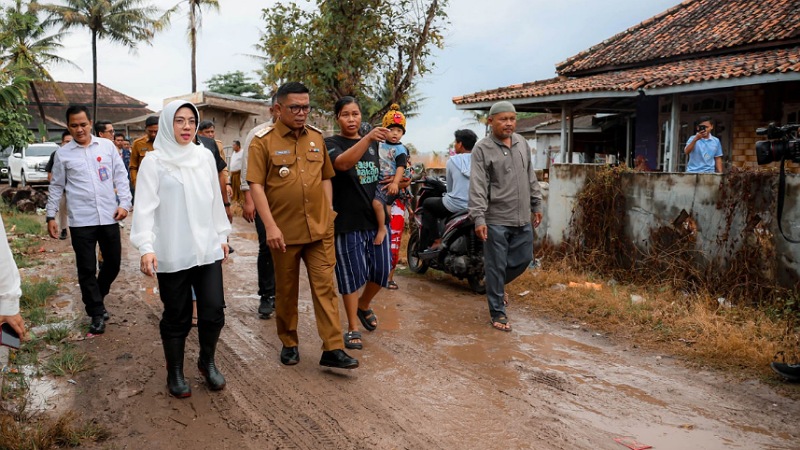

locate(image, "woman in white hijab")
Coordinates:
130 100 231 398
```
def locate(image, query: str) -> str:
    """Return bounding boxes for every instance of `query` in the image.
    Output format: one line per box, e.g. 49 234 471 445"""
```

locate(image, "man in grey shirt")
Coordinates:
468 101 543 332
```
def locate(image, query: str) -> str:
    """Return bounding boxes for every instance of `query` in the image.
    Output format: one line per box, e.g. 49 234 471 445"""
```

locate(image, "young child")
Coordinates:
373 104 409 245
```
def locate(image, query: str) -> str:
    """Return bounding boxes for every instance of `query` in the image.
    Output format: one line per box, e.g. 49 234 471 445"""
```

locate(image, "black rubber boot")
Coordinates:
197 327 226 390
163 338 191 398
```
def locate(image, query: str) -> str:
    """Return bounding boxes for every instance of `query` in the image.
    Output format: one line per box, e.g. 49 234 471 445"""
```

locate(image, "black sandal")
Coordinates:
387 281 399 290
357 308 378 331
344 331 363 350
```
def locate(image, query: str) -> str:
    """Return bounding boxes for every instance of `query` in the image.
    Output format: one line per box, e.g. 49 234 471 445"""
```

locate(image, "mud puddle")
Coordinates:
42 216 799 450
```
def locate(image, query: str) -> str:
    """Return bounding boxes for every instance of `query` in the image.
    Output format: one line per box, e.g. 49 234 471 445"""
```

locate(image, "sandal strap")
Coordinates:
345 331 362 339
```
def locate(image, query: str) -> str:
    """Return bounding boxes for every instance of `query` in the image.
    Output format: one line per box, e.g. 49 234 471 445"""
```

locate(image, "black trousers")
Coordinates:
420 197 452 250
70 224 121 318
254 213 276 298
156 260 225 340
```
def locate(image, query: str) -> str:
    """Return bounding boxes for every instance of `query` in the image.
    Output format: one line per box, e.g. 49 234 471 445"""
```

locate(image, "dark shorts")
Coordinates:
334 229 392 295
374 187 397 206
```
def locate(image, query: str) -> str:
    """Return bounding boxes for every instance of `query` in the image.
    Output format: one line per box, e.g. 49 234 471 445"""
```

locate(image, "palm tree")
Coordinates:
0 75 29 110
185 0 219 93
0 0 75 136
464 110 489 136
35 0 171 121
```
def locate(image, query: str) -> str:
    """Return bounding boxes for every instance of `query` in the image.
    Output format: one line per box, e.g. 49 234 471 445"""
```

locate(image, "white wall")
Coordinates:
543 164 800 285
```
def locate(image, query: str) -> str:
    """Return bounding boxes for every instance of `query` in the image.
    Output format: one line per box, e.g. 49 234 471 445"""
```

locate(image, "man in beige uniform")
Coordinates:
247 81 357 369
129 115 159 191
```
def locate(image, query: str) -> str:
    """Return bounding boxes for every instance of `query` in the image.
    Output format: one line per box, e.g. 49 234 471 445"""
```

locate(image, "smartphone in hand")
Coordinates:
0 322 20 349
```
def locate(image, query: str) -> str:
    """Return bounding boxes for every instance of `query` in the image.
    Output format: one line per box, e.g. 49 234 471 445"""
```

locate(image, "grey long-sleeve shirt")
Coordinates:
468 132 543 228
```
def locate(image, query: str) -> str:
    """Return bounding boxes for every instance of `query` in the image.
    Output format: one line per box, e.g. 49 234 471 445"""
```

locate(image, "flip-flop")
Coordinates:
357 308 378 331
491 316 512 332
344 331 363 350
387 281 399 290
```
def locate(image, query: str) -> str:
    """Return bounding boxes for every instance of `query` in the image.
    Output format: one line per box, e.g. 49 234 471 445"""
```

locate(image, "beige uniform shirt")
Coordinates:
246 120 335 245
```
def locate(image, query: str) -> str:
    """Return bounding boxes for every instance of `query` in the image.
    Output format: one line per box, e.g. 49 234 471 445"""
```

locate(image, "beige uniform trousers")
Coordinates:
271 232 344 351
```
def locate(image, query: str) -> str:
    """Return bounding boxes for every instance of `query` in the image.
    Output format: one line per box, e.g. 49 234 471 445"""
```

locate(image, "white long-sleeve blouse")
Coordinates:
129 151 231 273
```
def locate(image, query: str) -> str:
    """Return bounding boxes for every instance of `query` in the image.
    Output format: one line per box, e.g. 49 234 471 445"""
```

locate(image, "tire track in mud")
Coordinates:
208 252 444 450
68 221 799 450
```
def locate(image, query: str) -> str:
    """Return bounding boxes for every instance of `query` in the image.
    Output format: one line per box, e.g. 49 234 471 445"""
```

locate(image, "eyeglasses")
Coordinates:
174 118 197 127
283 104 312 115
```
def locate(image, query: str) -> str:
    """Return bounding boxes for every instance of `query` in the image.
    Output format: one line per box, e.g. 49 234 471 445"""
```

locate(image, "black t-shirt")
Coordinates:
326 135 381 234
45 150 56 173
197 135 227 173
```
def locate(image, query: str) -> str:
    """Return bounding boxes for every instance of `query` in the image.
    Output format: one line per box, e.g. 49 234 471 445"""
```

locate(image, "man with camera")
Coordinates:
684 116 723 173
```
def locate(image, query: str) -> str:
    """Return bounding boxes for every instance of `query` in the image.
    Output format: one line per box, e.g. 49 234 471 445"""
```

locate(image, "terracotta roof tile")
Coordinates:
26 81 153 125
557 0 800 75
453 47 800 105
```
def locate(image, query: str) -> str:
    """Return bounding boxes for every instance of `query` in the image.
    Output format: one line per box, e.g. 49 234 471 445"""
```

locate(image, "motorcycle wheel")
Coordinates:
406 232 429 274
468 275 486 295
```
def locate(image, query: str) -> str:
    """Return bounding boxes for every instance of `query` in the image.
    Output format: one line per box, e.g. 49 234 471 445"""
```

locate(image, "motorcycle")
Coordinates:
406 176 486 294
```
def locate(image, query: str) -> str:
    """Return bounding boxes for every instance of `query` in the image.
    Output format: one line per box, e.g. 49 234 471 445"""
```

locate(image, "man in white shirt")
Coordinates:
228 140 243 204
46 105 132 335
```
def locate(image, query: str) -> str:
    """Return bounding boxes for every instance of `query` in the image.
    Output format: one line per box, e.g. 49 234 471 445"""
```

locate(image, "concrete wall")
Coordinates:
544 164 800 285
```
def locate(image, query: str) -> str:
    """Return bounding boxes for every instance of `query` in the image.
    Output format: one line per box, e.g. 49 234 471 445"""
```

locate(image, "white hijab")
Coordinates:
151 100 216 257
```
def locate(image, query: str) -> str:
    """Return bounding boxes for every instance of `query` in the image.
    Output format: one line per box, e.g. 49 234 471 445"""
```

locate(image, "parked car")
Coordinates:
8 142 58 187
0 146 12 180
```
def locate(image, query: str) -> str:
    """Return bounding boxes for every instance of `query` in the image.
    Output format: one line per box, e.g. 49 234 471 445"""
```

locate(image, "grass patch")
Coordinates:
44 344 91 377
22 307 47 327
3 208 47 268
0 411 110 449
512 259 797 379
3 210 45 236
42 325 71 345
20 279 58 314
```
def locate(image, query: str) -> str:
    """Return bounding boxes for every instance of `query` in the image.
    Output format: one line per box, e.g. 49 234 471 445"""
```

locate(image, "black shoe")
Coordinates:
59 229 67 240
88 316 105 334
771 362 800 382
102 309 110 321
280 346 299 366
228 245 235 254
320 349 358 369
258 296 275 319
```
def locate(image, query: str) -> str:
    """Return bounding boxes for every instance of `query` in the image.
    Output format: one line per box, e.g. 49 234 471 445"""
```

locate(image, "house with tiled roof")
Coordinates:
453 0 800 172
26 81 153 141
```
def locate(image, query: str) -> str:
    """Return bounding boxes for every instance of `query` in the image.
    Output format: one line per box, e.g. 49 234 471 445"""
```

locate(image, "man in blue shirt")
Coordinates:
684 116 723 173
420 129 477 252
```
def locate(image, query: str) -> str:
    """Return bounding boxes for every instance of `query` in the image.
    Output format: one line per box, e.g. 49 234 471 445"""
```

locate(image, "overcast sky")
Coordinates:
4 0 679 152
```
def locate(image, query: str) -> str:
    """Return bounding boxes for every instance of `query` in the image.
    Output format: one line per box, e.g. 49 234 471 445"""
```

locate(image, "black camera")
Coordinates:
698 124 707 132
756 123 800 165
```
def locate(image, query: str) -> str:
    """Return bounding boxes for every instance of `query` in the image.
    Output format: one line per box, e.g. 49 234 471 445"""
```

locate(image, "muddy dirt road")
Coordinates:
37 218 798 449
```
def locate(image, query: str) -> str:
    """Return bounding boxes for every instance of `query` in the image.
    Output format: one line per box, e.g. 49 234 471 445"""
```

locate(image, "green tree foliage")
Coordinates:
206 70 265 99
0 0 74 138
34 0 172 121
256 0 448 124
0 105 35 151
0 6 34 149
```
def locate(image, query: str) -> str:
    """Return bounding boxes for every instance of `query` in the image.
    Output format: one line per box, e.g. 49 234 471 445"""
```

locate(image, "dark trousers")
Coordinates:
484 224 533 320
70 224 121 318
156 260 225 340
254 213 276 298
420 197 452 250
